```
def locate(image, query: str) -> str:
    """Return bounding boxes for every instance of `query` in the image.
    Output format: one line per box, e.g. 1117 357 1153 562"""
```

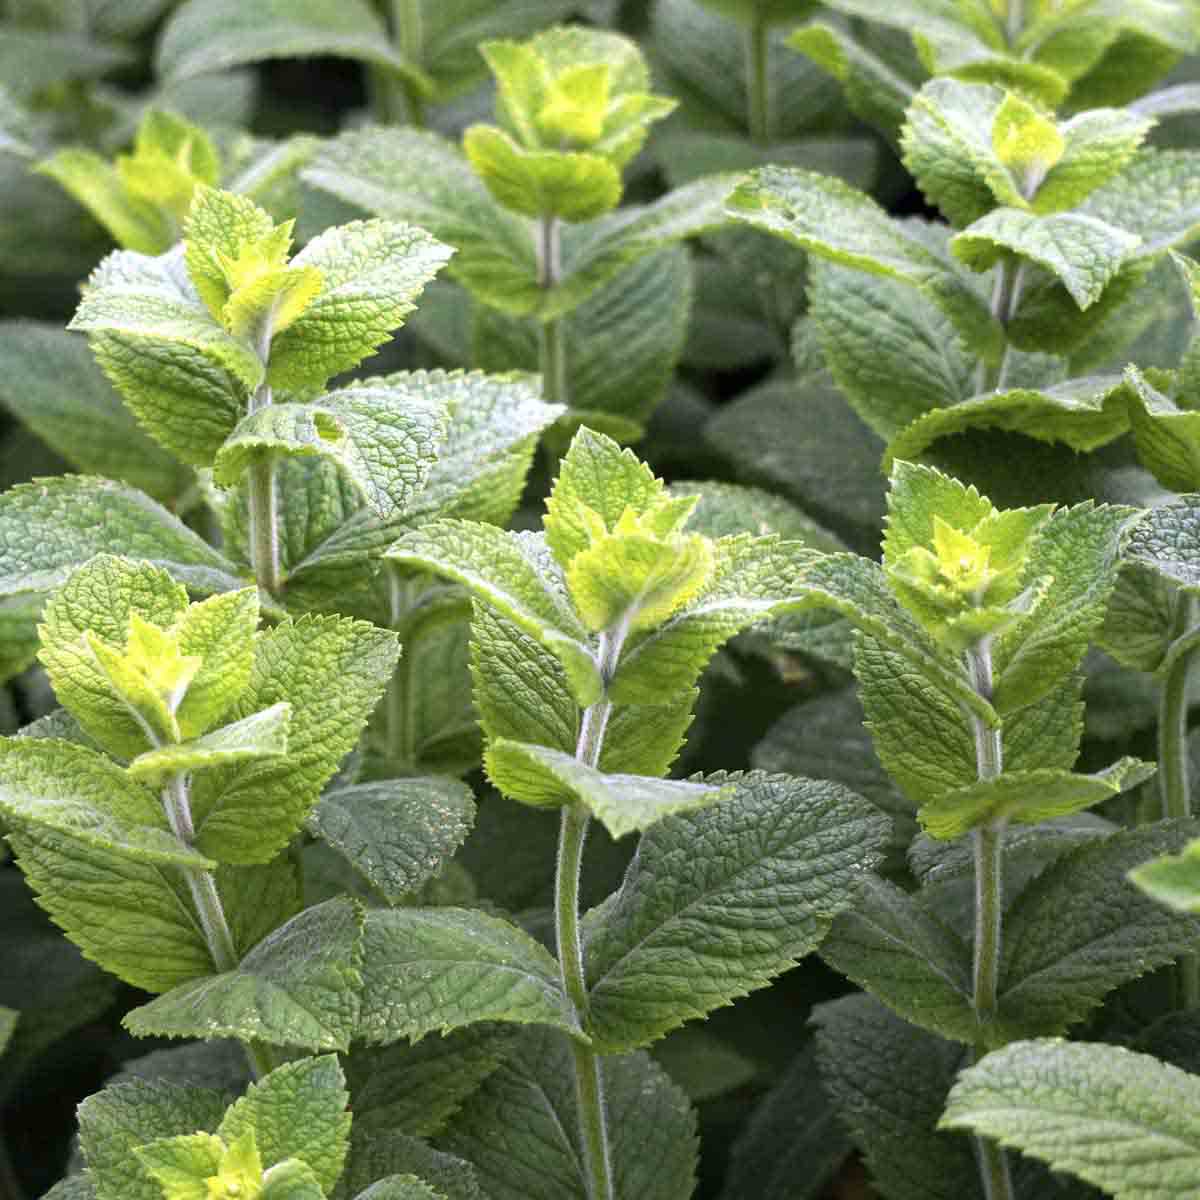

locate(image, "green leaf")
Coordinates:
386 523 601 708
38 555 189 759
0 28 133 101
345 1027 510 1141
218 1055 351 1193
0 737 215 868
190 614 399 863
919 757 1155 840
0 477 243 599
1130 837 1200 913
993 501 1135 713
997 821 1200 1040
173 588 261 738
599 688 698 779
440 1027 697 1200
1125 363 1200 492
353 1179 446 1200
156 0 429 92
1124 496 1200 592
885 373 1131 465
813 993 978 1200
484 739 728 838
819 875 976 1045
134 1131 228 1199
306 778 475 904
217 381 447 522
267 220 452 392
1079 148 1200 257
952 208 1141 309
674 481 844 551
1098 562 1174 673
124 898 363 1052
126 704 291 784
334 1131 482 1200
78 1078 230 1200
586 771 888 1052
608 535 820 706
0 323 188 503
1035 107 1155 214
356 906 581 1044
942 1039 1200 1199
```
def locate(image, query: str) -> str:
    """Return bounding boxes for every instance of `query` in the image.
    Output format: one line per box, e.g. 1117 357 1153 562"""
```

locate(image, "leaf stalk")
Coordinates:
745 15 771 143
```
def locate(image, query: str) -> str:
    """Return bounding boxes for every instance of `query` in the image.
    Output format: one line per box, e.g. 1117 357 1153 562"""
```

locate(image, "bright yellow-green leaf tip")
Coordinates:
205 1132 263 1199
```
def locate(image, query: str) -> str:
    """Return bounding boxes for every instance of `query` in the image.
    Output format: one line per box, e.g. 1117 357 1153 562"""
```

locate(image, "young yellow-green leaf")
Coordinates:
386 523 601 707
156 0 429 92
992 92 1064 198
126 703 291 784
36 149 174 254
463 125 622 223
998 821 1200 1039
125 898 363 1052
39 555 190 759
357 907 581 1044
918 758 1155 840
942 1039 1200 1199
585 771 889 1052
0 737 215 868
484 739 729 838
306 778 475 904
1130 837 1200 913
1034 107 1155 214
267 220 452 392
183 185 278 321
189 614 399 863
954 208 1141 308
440 1027 696 1200
134 1131 235 1200
901 80 1024 226
818 875 977 1045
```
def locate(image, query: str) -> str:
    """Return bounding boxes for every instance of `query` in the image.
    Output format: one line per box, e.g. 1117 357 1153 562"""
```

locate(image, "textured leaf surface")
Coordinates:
819 875 976 1044
156 0 428 87
943 1039 1200 1199
440 1026 697 1200
998 821 1200 1040
268 221 452 391
335 1131 483 1200
485 740 727 838
586 771 888 1052
0 476 243 598
1079 149 1200 258
126 704 291 784
358 907 580 1044
1125 494 1200 591
307 778 475 904
124 898 363 1051
190 615 399 863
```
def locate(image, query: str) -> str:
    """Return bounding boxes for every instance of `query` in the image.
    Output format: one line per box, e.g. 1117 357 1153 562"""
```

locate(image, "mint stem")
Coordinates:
386 566 421 770
537 214 568 406
976 260 1025 395
247 375 281 595
745 14 770 143
555 629 621 1200
966 640 1015 1200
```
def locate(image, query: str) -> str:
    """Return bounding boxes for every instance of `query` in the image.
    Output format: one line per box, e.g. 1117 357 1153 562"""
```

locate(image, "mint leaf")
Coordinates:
218 1054 351 1193
586 771 889 1052
1125 495 1200 592
0 323 188 502
1125 363 1200 492
190 614 398 863
819 875 976 1045
306 778 475 904
0 476 243 598
124 898 363 1051
440 1026 697 1200
126 704 291 784
998 821 1200 1039
1035 108 1154 214
268 220 452 392
156 0 429 91
942 1038 1200 1199
952 208 1140 309
357 907 581 1043
485 739 728 838
386 523 601 708
1079 149 1200 257
354 1179 446 1200
334 1131 483 1200
0 737 215 868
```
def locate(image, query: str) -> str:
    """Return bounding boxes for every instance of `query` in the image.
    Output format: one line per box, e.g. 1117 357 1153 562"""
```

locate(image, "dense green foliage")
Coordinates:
6 2 1200 1199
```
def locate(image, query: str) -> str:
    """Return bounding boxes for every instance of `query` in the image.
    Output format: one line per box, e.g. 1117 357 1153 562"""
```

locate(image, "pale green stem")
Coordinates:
1006 0 1023 46
1160 593 1200 1008
385 567 426 770
162 774 274 1079
745 15 771 143
556 630 621 1200
246 350 281 594
537 215 568 406
388 0 427 126
965 641 1015 1200
975 260 1025 395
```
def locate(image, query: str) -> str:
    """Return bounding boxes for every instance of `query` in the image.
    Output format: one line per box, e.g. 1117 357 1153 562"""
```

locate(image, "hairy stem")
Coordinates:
386 567 420 770
537 215 568 406
1006 0 1023 45
246 374 281 595
162 774 274 1079
389 0 427 126
745 14 771 142
1161 593 1200 1007
555 631 621 1200
975 260 1025 395
966 641 1015 1200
